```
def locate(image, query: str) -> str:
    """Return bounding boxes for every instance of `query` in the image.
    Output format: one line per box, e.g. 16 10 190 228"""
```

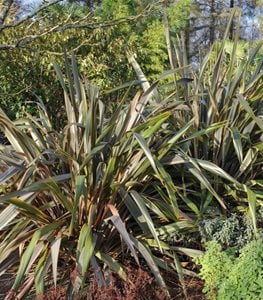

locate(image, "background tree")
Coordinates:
0 0 261 122
0 0 192 121
188 0 263 60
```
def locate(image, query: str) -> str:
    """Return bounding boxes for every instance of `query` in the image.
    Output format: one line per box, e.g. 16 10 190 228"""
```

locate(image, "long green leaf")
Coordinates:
12 221 62 291
108 205 139 264
0 174 71 203
51 236 62 289
131 237 168 291
75 223 94 291
6 198 49 223
134 133 159 175
95 251 127 281
69 175 86 235
237 94 263 131
130 190 162 251
245 187 257 234
230 127 243 163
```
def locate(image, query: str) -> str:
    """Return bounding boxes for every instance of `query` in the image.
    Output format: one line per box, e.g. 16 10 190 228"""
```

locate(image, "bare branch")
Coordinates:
190 24 210 33
0 1 159 51
0 0 63 31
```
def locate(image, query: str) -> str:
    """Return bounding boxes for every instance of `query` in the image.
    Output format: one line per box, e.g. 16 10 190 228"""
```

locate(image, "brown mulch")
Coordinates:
173 275 205 300
37 264 205 300
0 265 205 300
0 274 16 299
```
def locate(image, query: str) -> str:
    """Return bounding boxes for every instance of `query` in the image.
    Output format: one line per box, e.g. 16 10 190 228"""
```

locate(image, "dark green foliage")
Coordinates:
199 213 254 250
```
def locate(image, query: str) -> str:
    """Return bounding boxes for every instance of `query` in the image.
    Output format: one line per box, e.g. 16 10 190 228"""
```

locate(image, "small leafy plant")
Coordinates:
196 239 263 300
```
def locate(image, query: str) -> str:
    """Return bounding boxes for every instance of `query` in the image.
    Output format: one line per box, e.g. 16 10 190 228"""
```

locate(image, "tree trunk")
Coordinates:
209 0 215 45
229 0 235 40
185 17 190 62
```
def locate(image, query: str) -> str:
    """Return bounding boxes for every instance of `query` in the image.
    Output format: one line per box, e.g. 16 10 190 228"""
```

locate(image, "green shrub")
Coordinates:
218 239 263 300
196 239 263 300
195 241 233 299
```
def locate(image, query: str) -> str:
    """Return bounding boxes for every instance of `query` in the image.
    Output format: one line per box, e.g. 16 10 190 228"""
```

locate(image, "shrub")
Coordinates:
194 241 233 299
199 213 254 250
195 239 263 300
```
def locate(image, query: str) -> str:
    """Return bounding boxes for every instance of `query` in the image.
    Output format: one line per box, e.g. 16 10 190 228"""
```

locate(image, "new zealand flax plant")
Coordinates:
158 9 263 232
0 54 201 299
